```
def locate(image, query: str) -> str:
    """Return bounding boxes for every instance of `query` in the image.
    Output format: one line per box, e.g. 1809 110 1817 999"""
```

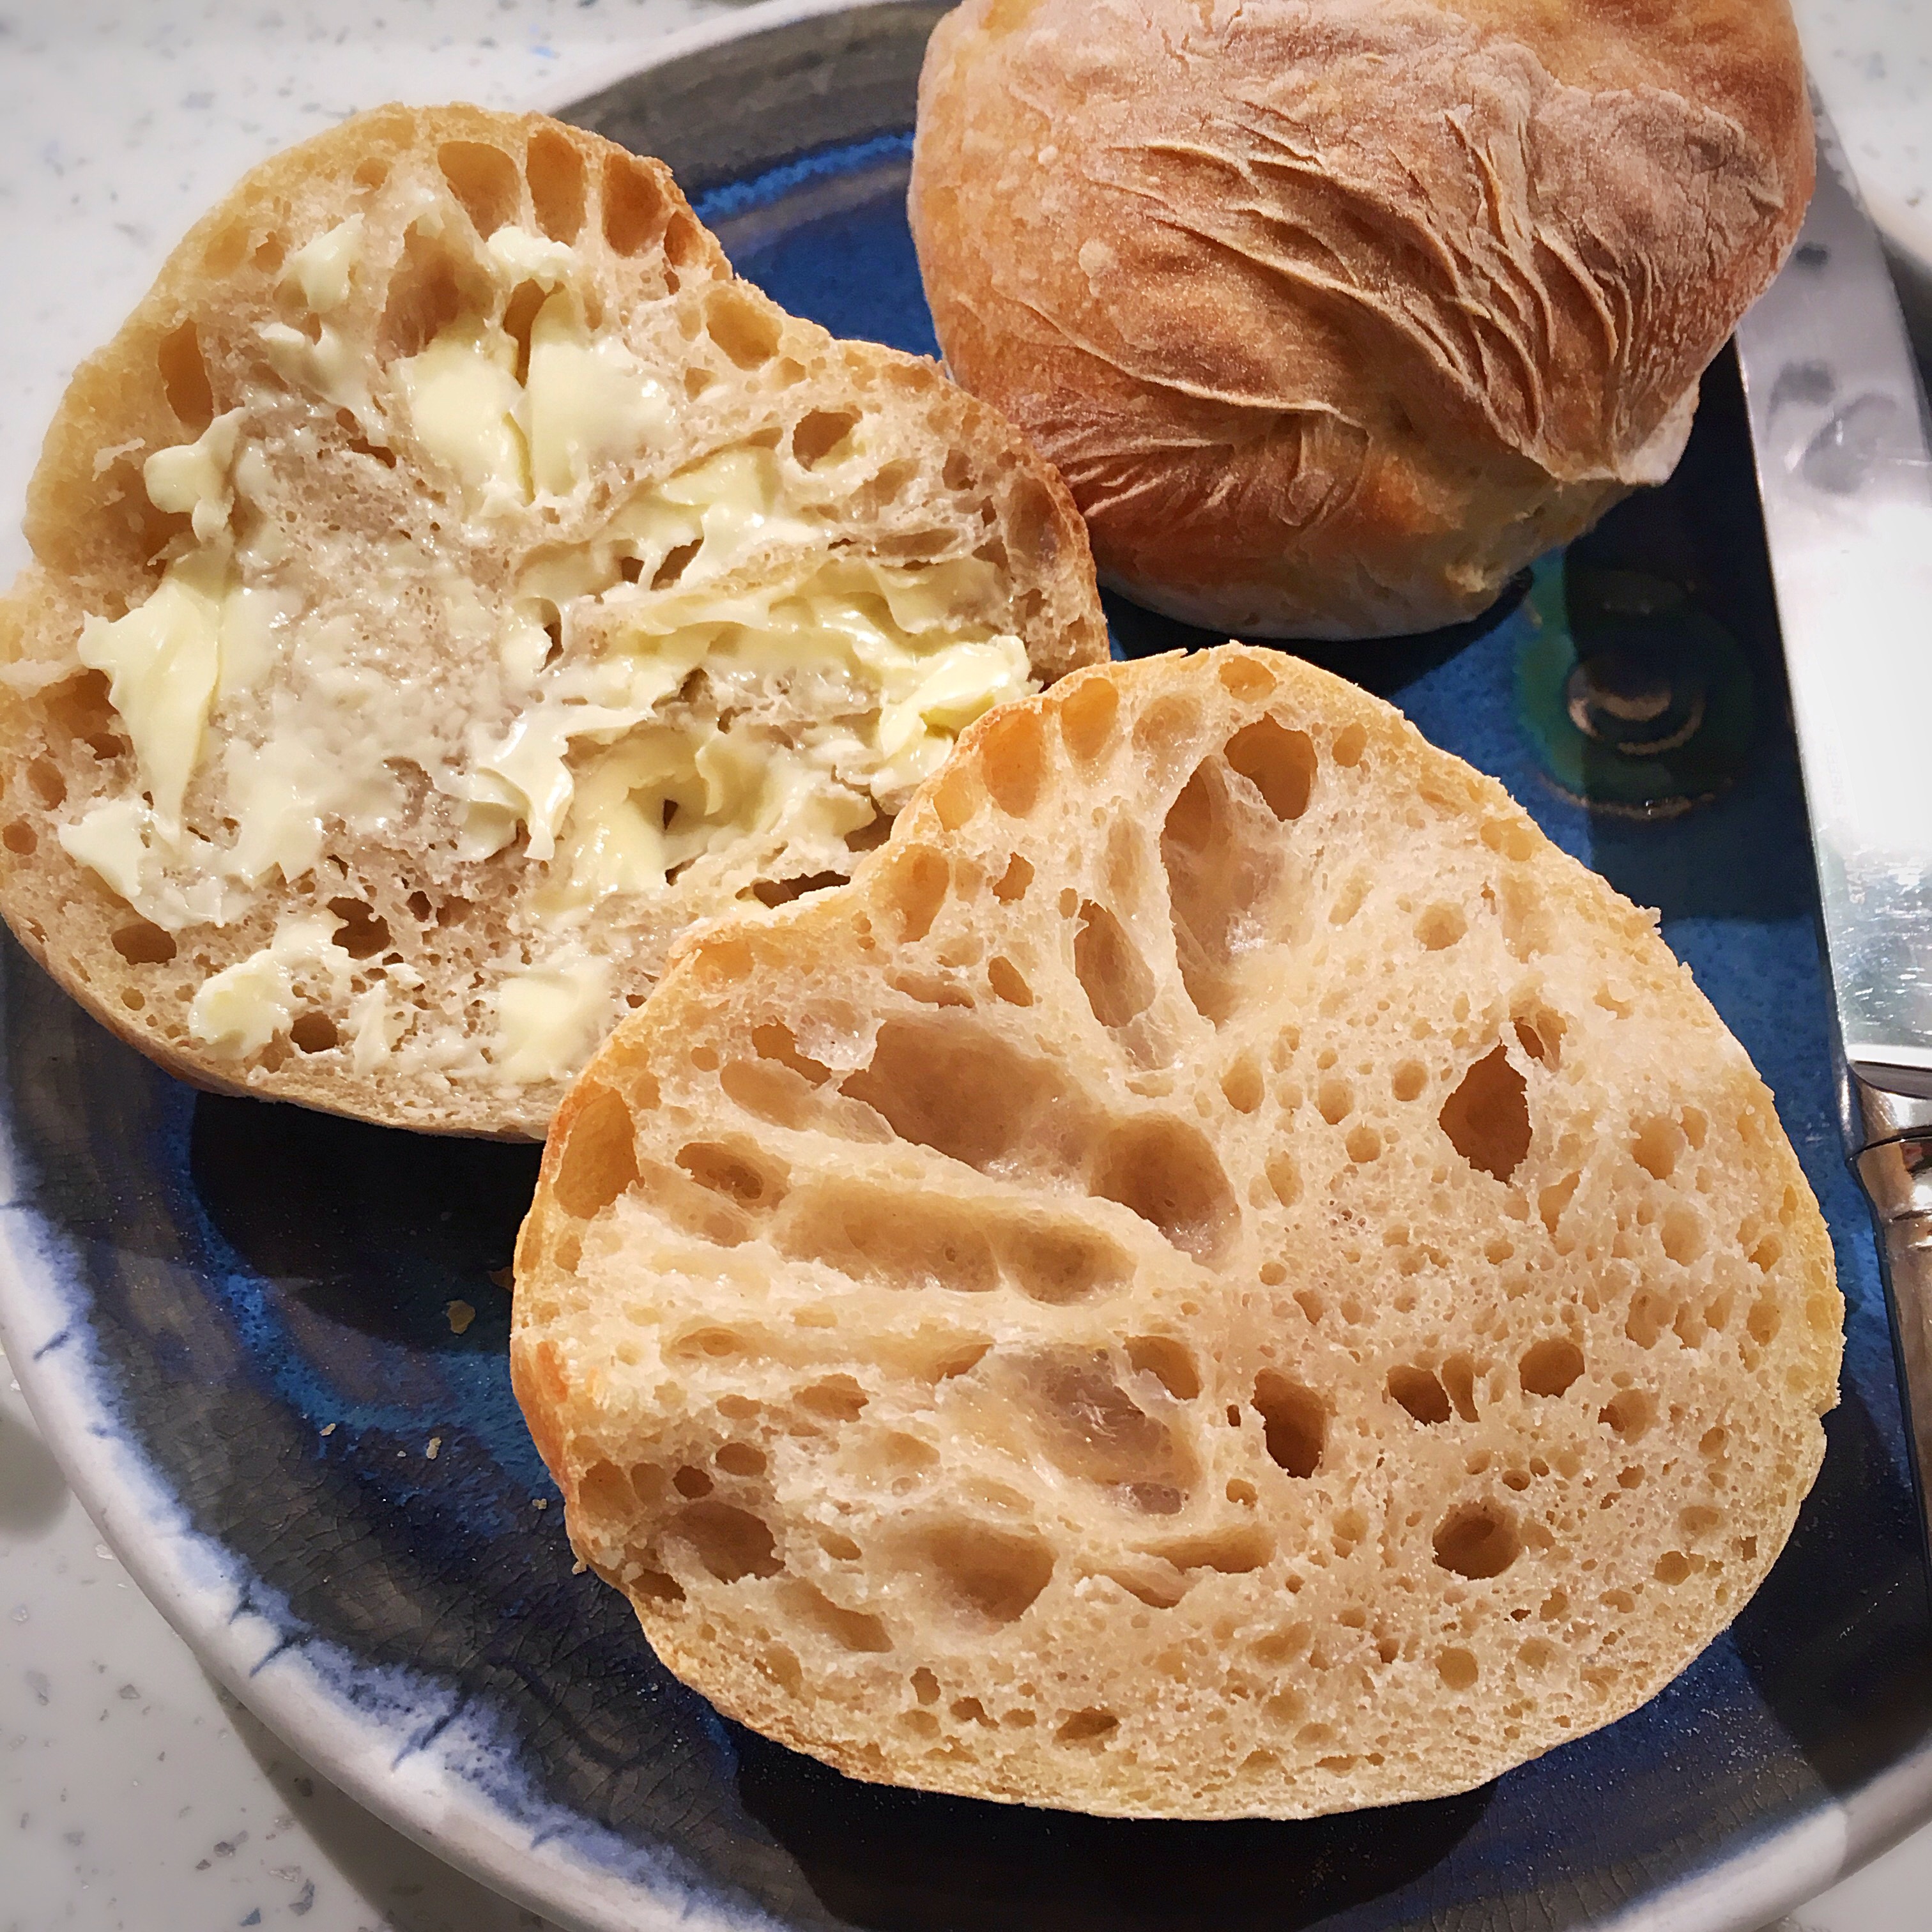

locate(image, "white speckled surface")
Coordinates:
4 2 1932 1928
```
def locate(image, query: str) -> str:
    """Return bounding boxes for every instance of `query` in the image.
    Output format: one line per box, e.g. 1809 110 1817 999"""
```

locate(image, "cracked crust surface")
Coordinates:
909 0 1813 638
512 645 1840 1819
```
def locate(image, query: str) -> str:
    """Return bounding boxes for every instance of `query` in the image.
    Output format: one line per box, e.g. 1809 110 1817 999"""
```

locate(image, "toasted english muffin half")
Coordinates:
512 644 1839 1819
0 103 1105 1136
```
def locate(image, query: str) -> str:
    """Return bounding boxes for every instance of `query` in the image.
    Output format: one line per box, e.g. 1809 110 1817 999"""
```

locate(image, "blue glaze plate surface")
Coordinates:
4 5 1932 1929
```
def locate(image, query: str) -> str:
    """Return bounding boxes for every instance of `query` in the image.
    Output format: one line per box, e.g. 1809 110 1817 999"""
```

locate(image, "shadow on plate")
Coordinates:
733 1726 1493 1932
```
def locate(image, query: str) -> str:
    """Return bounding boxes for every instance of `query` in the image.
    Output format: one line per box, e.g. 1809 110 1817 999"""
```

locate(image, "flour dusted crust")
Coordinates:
512 646 1840 1818
0 104 1105 1137
910 0 1814 639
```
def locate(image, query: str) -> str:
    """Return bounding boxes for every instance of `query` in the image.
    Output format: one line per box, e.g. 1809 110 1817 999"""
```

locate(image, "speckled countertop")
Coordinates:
4 3 1932 1928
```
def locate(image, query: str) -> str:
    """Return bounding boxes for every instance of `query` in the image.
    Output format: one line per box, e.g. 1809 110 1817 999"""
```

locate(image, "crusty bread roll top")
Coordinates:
910 0 1813 638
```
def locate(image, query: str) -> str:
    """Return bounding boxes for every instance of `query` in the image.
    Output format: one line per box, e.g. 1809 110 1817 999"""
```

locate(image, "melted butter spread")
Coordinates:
59 211 1036 1088
188 914 353 1058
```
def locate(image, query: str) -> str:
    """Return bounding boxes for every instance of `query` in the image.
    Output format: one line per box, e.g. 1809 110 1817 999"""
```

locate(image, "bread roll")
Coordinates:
0 104 1105 1137
909 0 1813 639
512 645 1841 1818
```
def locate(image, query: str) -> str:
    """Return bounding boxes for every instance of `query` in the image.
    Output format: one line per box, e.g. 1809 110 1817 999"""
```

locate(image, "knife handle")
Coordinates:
1855 1130 1932 1575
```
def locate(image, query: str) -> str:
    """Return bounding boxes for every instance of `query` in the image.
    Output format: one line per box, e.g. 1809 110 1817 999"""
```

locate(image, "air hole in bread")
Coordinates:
380 224 471 359
781 1580 892 1653
551 1082 641 1220
751 871 846 909
999 1222 1126 1303
986 956 1032 1006
1055 1708 1119 1746
524 125 586 241
792 408 860 469
991 854 1032 902
1415 904 1466 951
25 757 65 809
978 705 1049 817
1126 1335 1200 1402
1332 722 1368 767
45 671 125 760
1073 900 1153 1031
157 320 215 433
1265 1151 1301 1208
778 1185 997 1293
1252 1373 1325 1476
1219 1054 1262 1114
290 1011 337 1054
1014 1349 1191 1501
1439 1045 1531 1183
1388 1365 1452 1425
841 1016 1063 1174
751 1021 830 1084
914 1520 1053 1630
3 822 36 856
1160 756 1283 1025
1653 1551 1693 1586
671 1500 782 1583
496 278 546 386
703 285 781 369
676 1140 783 1208
324 896 390 959
1661 1204 1705 1266
877 846 948 944
1441 1356 1480 1423
1091 1116 1238 1262
1433 1501 1520 1579
1056 674 1119 767
797 1376 867 1421
716 1441 766 1477
438 140 522 238
1223 717 1316 822
1317 1075 1353 1126
1519 1338 1584 1398
599 151 666 257
1632 1117 1684 1181
1390 1061 1427 1103
1437 1648 1479 1690
1514 1008 1564 1066
673 1464 712 1498
111 920 176 966
1159 1526 1273 1574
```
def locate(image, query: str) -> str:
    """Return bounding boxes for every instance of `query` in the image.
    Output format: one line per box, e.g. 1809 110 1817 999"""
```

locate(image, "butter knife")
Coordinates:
1735 103 1932 1556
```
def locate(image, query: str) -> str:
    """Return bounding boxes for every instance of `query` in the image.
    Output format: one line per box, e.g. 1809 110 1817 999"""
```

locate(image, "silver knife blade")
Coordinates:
1736 105 1932 1103
1736 102 1932 1554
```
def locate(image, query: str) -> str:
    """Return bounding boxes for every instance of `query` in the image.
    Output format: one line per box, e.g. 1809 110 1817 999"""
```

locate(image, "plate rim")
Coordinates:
4 2 1932 1925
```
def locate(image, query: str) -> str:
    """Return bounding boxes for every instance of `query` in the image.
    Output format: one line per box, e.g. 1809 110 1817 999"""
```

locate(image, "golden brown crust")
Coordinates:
0 104 1107 1137
908 0 1813 638
512 645 1841 1818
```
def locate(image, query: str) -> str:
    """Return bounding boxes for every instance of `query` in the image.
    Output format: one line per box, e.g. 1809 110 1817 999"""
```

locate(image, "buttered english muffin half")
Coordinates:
0 104 1105 1137
513 645 1841 1820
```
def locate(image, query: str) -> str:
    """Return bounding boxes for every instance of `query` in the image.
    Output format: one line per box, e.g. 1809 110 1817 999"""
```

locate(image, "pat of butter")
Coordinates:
188 916 351 1059
348 984 402 1075
487 226 577 288
77 546 229 835
260 321 368 416
57 799 153 905
525 292 671 496
395 319 529 509
144 410 245 545
287 215 364 314
493 949 614 1084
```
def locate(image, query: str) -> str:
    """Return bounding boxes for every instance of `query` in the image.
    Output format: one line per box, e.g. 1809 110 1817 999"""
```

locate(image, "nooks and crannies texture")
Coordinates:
909 0 1814 638
0 104 1105 1137
512 647 1842 1820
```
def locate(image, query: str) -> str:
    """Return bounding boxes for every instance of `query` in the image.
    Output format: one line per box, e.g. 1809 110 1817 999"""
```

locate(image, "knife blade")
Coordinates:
1735 100 1932 1556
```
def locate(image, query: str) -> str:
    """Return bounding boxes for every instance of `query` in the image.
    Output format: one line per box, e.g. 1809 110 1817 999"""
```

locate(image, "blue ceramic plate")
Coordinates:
4 4 1931 1928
